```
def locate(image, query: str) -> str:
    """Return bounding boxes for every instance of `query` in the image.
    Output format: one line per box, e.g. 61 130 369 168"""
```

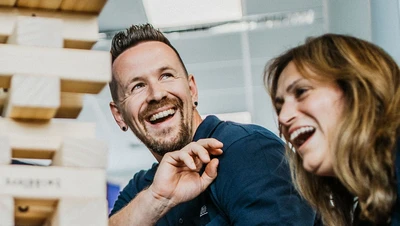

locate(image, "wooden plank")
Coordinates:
14 198 56 226
1 91 83 119
52 137 108 168
4 74 60 120
0 8 99 49
47 198 107 226
11 138 107 168
0 8 14 43
0 196 14 226
7 16 63 48
0 165 106 198
55 92 83 118
0 88 6 117
0 44 111 93
0 0 16 6
60 0 107 13
0 118 96 160
0 118 95 138
0 118 108 165
17 0 62 10
0 136 11 165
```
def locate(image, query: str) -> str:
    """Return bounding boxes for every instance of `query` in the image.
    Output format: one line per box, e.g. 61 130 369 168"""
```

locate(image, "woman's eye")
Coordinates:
295 88 308 98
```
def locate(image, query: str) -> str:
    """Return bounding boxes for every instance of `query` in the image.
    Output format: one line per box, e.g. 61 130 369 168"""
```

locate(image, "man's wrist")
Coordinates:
145 185 176 217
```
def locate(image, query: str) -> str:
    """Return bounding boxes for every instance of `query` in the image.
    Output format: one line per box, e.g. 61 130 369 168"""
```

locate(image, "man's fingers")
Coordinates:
196 138 223 156
167 139 223 170
200 158 219 189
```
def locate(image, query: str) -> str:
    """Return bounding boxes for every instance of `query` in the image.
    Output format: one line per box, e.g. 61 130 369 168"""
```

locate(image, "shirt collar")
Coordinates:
193 115 222 142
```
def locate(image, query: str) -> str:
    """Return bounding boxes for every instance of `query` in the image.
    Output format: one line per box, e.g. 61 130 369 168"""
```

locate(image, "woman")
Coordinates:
264 33 400 225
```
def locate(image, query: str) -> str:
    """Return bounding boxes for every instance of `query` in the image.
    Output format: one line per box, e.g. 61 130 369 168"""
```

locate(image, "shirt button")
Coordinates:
179 218 184 224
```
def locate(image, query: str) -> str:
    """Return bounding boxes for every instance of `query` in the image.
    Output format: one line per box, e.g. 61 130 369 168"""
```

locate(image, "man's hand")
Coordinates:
149 138 223 208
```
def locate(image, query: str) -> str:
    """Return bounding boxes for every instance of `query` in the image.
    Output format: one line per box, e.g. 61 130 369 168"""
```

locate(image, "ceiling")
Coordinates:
77 0 372 185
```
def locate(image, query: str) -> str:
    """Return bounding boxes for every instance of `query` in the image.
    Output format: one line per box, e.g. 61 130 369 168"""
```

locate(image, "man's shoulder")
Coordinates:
212 120 283 147
131 162 158 184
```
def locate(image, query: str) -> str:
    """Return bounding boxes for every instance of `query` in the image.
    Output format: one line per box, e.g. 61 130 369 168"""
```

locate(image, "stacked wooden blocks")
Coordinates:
0 1 111 225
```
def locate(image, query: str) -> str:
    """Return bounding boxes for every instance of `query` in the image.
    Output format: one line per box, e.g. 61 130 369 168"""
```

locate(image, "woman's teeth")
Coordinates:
290 126 314 142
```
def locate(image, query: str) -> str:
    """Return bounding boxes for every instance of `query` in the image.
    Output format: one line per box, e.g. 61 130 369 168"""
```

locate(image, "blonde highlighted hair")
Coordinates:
265 34 400 225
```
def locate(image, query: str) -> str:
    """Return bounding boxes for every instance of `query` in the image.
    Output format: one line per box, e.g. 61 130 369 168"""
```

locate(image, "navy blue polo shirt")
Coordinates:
110 115 315 225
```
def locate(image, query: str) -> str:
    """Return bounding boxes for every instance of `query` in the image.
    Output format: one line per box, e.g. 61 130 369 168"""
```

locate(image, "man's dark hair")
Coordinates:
109 23 188 104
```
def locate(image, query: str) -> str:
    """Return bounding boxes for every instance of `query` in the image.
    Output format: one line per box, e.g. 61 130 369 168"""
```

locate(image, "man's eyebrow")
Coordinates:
157 66 175 73
126 76 142 87
125 66 173 85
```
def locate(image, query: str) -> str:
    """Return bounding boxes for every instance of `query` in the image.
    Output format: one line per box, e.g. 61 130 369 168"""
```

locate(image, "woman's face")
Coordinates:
275 61 344 176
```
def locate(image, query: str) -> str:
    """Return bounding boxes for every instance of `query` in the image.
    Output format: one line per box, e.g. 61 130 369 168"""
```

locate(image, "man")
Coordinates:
108 24 315 225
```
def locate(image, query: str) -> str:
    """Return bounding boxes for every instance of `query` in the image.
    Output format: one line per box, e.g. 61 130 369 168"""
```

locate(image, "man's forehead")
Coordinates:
112 41 184 78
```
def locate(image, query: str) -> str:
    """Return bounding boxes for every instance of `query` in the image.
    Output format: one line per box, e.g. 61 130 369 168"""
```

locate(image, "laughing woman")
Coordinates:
264 34 400 225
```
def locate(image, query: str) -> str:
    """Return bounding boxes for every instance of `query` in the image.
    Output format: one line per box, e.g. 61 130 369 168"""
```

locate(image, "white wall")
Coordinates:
371 0 400 64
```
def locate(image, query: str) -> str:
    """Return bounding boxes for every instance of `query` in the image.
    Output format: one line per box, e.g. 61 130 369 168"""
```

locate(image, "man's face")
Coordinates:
111 41 198 157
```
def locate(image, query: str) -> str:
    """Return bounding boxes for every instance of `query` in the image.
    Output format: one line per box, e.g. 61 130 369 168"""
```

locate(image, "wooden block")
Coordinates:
0 118 95 138
0 8 14 43
47 198 107 226
9 198 107 226
0 195 14 226
60 0 107 13
3 74 60 120
0 8 99 49
0 44 111 93
0 0 16 6
55 92 83 118
17 0 62 10
1 91 83 119
7 16 63 48
0 88 6 117
12 138 107 168
0 165 106 199
52 137 108 168
0 136 11 165
0 118 96 160
15 198 56 226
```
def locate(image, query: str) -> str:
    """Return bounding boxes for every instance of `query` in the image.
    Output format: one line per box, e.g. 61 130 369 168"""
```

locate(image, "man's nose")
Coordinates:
146 82 167 103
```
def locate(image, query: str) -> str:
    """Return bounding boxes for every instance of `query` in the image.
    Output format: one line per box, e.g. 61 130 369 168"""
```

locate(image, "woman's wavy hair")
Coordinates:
264 33 400 225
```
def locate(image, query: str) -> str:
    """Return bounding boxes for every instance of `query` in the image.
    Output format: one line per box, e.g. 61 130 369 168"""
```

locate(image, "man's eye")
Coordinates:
161 73 173 80
131 83 145 91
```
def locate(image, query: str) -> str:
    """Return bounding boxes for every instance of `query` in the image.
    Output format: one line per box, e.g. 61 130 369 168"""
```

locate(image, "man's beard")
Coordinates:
143 118 192 156
127 98 193 156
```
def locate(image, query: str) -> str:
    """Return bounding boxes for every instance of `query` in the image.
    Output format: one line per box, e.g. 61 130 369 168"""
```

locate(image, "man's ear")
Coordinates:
109 102 128 131
188 74 198 107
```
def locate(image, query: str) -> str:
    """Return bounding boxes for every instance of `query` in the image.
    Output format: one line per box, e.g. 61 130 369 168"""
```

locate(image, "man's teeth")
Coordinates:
150 109 175 122
290 126 314 141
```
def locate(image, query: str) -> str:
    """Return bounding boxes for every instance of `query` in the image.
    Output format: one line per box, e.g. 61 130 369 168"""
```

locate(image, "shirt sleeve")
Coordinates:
109 170 147 217
209 132 316 225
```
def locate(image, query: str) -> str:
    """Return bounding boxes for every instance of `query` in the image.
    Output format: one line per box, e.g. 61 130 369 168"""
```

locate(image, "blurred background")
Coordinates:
76 0 400 188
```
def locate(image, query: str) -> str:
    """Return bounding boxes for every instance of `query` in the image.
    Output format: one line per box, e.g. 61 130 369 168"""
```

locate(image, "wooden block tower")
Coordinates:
0 1 111 225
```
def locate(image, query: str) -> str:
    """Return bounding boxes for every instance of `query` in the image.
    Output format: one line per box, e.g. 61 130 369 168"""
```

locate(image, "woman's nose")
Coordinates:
278 102 297 126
